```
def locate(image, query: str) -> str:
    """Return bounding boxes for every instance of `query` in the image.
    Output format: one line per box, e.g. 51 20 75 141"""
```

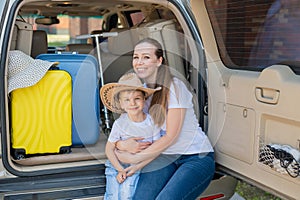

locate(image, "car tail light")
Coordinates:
199 193 225 200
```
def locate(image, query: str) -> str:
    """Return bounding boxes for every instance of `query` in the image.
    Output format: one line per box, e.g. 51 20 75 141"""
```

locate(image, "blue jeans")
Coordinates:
133 152 215 200
104 160 140 200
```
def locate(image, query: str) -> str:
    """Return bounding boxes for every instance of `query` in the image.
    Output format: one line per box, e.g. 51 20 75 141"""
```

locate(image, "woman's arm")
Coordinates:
116 108 186 164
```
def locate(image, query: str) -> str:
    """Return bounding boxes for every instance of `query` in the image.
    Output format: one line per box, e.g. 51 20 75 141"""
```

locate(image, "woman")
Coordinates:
115 38 215 200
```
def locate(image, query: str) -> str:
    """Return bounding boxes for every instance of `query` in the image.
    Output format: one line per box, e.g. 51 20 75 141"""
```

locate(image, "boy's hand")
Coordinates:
116 171 127 183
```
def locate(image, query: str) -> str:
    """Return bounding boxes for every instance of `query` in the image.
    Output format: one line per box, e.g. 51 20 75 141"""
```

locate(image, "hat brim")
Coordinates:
8 52 57 93
100 83 161 114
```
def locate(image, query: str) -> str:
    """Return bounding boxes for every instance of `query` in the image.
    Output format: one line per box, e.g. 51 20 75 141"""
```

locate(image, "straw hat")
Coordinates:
7 50 58 93
100 73 161 114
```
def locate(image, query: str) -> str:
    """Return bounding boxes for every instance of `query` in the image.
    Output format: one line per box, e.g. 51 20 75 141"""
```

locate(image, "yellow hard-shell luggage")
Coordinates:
10 70 72 159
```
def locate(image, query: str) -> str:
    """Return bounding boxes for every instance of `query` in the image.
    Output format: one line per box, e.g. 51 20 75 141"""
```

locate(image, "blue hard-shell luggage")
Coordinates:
37 54 100 146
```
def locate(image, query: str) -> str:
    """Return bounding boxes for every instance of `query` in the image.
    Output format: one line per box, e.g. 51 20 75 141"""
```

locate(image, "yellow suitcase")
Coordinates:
10 70 72 159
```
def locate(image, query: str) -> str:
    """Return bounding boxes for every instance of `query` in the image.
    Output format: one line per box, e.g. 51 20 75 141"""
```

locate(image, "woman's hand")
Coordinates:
116 137 151 153
124 164 140 177
124 158 154 177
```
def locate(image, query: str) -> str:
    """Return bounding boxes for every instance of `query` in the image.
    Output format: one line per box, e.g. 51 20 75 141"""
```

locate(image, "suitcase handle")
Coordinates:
49 62 60 70
49 66 59 70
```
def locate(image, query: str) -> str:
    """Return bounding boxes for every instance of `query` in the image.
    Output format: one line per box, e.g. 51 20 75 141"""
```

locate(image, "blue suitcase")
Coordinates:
37 54 100 146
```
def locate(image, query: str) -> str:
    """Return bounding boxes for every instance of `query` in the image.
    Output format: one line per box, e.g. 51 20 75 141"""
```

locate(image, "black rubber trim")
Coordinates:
0 168 106 199
4 186 105 200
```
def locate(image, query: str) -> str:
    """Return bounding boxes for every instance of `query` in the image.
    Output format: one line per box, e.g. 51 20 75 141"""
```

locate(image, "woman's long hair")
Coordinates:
135 38 173 127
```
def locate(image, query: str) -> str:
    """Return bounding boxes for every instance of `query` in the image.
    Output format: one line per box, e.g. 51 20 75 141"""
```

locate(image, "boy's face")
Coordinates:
119 90 145 115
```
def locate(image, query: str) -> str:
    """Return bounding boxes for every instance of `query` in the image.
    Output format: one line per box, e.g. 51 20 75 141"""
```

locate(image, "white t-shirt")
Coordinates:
108 113 162 143
147 78 214 155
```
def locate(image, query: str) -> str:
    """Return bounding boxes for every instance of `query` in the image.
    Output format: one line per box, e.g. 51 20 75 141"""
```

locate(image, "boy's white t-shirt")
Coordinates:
108 113 162 143
146 78 214 155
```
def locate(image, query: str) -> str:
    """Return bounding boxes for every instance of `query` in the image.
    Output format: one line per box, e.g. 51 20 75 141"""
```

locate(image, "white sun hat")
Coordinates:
8 50 58 93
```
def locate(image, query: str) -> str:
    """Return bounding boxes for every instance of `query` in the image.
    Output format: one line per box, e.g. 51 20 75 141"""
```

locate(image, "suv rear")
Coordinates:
0 0 299 199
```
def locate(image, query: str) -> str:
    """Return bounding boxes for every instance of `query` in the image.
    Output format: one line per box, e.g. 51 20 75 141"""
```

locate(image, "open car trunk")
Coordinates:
2 0 299 199
1 0 237 199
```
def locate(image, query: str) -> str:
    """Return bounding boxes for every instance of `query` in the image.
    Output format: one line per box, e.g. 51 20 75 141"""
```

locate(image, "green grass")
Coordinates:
235 181 281 200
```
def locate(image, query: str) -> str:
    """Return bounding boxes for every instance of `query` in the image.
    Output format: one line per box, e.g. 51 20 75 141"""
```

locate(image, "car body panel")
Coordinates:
191 0 300 199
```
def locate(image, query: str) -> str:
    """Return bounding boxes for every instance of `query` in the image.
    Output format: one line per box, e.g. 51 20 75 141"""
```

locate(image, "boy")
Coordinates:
100 73 161 200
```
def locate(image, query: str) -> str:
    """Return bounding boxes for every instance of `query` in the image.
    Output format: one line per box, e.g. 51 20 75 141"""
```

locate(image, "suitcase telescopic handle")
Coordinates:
75 32 118 130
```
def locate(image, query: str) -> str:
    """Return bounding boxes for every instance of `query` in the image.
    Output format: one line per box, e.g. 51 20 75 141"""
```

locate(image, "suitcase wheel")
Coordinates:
12 149 26 160
59 146 71 154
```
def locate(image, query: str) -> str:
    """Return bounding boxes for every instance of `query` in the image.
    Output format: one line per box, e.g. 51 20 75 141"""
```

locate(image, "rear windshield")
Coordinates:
205 0 300 71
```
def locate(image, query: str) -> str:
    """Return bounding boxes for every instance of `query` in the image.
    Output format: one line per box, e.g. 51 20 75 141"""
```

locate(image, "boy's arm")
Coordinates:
105 141 125 173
